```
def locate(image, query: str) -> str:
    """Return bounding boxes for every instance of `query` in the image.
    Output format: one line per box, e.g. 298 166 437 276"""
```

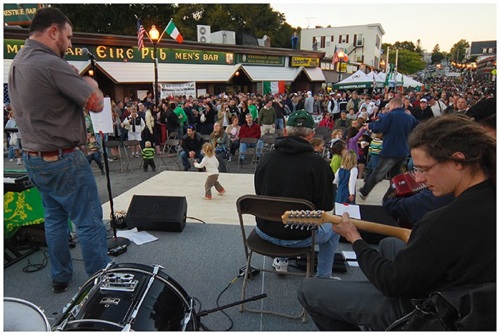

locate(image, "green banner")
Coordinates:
236 54 284 66
4 188 45 239
5 39 235 65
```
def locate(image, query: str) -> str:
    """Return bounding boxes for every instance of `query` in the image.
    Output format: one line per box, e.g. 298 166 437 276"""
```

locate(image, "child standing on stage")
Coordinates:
142 141 156 172
334 150 358 204
194 142 226 200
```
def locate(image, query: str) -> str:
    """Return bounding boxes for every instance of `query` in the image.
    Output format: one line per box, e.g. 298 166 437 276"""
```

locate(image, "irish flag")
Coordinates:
165 19 183 43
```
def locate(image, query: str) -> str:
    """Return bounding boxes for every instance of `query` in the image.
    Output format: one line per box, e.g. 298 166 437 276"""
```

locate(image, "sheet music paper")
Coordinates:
334 202 361 219
116 227 158 245
90 97 114 134
342 251 359 267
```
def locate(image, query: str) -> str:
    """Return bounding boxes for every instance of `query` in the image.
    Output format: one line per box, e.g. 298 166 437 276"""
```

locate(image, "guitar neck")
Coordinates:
326 212 411 243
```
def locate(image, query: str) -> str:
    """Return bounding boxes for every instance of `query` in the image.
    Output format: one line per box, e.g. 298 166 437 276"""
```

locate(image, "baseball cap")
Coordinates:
286 110 315 128
465 98 496 122
420 98 428 103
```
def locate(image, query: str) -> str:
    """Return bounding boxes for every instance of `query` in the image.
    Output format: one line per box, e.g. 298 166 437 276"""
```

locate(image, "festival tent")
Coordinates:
332 70 383 90
376 72 423 88
366 71 386 87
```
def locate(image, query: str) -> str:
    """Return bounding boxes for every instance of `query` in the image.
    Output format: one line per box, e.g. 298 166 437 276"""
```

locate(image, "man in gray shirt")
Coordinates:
8 7 111 294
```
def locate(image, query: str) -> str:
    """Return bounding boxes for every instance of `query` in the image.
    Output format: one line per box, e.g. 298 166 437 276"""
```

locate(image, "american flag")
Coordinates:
137 19 145 50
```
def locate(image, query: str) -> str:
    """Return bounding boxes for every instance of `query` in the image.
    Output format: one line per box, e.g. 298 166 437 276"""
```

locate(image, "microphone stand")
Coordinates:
100 131 130 250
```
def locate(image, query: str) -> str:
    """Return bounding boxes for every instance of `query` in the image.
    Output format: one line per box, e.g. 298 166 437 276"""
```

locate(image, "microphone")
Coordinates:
81 48 95 59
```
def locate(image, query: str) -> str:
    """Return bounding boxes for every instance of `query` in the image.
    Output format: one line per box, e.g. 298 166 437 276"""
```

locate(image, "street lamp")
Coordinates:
149 25 160 107
380 59 386 72
338 50 345 81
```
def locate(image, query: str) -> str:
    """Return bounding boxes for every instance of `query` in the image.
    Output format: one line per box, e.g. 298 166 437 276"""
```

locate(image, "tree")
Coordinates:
48 4 292 47
393 41 416 52
449 39 470 63
50 4 176 36
390 49 427 74
431 44 445 64
382 42 426 74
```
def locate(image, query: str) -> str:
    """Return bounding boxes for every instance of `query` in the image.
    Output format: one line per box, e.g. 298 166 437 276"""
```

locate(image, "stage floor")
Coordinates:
101 171 390 226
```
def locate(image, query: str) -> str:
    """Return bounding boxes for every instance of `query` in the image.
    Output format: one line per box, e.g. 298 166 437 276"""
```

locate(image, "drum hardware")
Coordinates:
52 263 198 331
100 272 138 292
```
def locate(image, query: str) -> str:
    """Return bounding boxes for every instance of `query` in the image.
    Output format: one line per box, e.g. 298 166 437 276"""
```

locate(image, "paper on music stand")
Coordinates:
116 227 158 245
90 97 114 134
334 202 361 219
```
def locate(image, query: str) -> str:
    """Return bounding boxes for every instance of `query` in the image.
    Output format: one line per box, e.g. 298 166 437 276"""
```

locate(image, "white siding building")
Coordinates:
300 24 385 77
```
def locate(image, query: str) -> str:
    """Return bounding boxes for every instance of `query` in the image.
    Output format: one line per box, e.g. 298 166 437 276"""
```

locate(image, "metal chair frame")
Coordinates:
237 137 259 171
236 194 317 322
122 139 142 171
158 139 182 171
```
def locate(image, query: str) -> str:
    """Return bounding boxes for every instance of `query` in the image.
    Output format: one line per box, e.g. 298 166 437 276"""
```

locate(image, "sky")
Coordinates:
269 1 498 52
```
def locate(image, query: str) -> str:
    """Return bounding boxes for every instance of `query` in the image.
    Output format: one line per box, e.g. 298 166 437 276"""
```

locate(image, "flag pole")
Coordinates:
157 18 172 44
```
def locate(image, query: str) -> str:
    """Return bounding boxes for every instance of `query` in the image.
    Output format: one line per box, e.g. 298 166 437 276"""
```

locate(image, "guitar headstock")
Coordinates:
281 210 327 230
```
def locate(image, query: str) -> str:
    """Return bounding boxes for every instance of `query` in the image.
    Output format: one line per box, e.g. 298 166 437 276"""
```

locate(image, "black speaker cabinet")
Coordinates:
126 195 187 232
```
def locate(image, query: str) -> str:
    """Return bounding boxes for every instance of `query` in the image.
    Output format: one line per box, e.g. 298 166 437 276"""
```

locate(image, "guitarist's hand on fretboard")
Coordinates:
332 212 363 244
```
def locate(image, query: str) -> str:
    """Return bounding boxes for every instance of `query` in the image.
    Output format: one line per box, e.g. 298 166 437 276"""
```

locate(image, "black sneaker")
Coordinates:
239 158 244 166
52 281 68 294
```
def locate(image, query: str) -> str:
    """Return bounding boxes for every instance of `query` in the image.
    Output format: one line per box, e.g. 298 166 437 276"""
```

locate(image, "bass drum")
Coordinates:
4 297 51 331
52 263 197 331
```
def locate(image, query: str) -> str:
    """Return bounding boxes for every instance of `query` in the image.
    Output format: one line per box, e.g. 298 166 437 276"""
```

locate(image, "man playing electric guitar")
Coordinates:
297 115 496 331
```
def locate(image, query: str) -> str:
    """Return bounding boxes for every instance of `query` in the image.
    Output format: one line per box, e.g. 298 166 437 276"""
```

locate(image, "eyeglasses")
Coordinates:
413 161 440 175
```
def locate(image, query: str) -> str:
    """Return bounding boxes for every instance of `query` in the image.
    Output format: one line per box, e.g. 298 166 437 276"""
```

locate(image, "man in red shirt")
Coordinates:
238 113 263 165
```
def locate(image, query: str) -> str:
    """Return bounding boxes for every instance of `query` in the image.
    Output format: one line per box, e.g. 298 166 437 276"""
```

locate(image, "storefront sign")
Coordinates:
291 57 320 67
4 4 40 26
4 39 234 65
237 54 284 66
160 82 196 99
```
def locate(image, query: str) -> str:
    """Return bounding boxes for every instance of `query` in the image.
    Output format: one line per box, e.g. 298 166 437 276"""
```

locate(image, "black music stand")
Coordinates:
100 131 130 250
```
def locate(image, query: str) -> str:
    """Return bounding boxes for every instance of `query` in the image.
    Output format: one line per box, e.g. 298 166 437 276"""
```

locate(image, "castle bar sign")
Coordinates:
4 4 40 26
291 57 320 68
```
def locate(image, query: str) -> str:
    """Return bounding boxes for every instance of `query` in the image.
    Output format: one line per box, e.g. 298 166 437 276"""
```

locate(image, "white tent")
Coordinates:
376 72 423 88
332 70 382 90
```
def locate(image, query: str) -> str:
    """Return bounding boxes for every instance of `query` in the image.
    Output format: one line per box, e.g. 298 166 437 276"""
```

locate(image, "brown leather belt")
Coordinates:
26 147 78 158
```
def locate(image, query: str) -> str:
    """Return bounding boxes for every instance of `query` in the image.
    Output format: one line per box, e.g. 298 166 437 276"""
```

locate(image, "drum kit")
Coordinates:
4 262 265 332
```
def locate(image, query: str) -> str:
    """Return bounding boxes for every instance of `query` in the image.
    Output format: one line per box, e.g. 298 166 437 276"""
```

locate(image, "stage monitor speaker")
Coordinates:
126 195 187 232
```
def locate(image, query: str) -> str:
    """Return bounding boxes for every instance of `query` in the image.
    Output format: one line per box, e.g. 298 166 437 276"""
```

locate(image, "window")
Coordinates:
321 36 326 48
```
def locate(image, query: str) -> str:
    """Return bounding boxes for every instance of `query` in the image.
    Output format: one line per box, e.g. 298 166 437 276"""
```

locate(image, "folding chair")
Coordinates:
122 139 142 171
104 140 124 172
236 194 317 322
260 133 276 157
158 139 182 171
237 137 259 171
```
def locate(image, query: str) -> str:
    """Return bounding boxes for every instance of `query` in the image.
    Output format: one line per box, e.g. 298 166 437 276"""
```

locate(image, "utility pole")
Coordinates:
305 17 318 28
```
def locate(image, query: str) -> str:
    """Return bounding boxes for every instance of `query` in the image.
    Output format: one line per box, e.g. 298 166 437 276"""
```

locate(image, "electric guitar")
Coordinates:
281 210 411 243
